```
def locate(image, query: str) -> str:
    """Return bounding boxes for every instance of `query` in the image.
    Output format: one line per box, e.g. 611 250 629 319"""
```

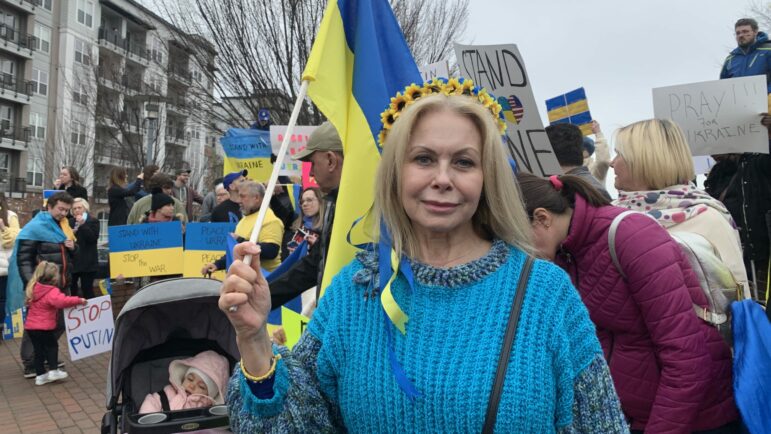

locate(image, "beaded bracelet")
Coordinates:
241 354 282 383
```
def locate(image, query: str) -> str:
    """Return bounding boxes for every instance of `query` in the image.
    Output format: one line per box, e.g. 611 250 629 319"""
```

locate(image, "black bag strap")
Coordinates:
482 255 535 434
158 388 170 413
718 170 740 203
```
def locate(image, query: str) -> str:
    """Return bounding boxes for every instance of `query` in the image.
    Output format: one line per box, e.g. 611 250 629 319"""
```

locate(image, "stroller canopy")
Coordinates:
106 278 239 407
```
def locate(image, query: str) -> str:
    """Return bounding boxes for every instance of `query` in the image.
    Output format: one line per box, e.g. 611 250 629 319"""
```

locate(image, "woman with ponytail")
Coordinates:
517 173 738 434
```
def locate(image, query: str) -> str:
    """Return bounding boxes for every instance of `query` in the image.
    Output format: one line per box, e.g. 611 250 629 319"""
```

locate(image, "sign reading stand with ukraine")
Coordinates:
108 222 184 278
183 222 236 280
546 87 594 136
220 128 274 182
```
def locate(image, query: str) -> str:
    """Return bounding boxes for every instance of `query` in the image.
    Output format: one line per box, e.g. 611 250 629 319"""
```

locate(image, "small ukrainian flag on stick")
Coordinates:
546 87 593 136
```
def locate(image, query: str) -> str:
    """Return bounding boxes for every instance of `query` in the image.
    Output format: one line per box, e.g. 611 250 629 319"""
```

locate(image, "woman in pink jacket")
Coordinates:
517 173 738 434
139 350 229 414
24 261 87 386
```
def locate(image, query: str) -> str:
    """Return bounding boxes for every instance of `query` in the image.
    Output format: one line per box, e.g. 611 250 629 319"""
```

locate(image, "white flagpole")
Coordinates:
244 80 310 267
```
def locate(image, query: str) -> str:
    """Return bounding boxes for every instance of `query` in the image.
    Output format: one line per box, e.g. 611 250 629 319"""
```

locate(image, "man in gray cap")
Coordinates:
270 121 343 307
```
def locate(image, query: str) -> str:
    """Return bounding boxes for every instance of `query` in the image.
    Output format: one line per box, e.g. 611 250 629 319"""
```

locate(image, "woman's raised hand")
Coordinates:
219 242 272 339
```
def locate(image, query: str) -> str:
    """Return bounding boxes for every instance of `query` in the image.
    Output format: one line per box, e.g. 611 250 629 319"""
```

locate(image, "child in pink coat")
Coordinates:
139 350 229 414
24 261 87 386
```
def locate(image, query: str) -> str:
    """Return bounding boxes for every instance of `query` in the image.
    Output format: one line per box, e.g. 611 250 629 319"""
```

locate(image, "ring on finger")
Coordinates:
228 305 239 313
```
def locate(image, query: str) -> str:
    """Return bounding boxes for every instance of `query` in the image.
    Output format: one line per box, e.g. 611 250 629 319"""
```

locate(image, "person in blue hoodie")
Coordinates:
720 18 771 92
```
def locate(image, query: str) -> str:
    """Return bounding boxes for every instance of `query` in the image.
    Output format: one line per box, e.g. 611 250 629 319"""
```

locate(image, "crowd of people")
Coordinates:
0 15 769 434
217 17 769 434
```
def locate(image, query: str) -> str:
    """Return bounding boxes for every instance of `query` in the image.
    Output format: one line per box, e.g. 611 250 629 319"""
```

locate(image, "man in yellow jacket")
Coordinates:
203 180 283 274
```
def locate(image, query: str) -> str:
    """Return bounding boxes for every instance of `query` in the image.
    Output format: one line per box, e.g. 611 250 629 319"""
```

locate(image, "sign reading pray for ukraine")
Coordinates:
454 43 562 178
64 295 114 361
108 222 184 278
220 128 274 182
182 222 236 280
269 125 318 178
652 75 768 156
546 88 593 136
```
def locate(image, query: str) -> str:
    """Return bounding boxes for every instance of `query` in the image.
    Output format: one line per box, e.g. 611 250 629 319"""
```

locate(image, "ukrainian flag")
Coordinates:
545 87 593 136
302 0 421 293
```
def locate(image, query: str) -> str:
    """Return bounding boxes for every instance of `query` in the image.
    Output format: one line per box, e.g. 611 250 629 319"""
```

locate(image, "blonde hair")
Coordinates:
25 261 61 304
374 93 533 258
614 119 695 190
73 197 90 212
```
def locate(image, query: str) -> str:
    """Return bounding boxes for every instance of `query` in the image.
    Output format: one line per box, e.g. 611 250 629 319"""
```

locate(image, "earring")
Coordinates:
544 223 551 229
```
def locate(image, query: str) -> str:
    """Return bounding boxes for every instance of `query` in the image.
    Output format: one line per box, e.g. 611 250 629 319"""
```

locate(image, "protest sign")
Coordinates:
269 125 318 179
454 43 561 177
220 128 274 182
108 221 184 278
546 87 593 136
418 60 450 82
652 75 768 156
64 295 114 361
2 307 25 340
183 222 236 280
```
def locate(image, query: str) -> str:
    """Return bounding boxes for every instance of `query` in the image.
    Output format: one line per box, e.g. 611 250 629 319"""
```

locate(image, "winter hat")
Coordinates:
582 136 595 156
185 367 218 399
150 188 174 212
168 351 229 405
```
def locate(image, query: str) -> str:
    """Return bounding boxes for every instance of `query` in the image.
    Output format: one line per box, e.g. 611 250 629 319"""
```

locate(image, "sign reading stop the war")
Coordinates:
64 295 114 361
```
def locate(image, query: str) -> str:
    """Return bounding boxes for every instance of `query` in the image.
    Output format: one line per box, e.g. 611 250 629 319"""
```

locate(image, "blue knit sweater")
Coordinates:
227 241 628 433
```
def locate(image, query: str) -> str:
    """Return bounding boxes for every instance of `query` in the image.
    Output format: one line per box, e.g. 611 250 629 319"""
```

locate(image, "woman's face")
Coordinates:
611 153 646 192
300 190 320 218
400 109 484 238
59 168 72 185
71 202 86 217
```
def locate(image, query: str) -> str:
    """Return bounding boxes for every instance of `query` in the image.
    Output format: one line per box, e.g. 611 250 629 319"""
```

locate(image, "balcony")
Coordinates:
168 65 191 85
165 128 189 147
95 141 132 166
0 125 30 149
0 24 37 58
166 97 190 116
96 27 150 67
2 0 42 15
0 73 33 103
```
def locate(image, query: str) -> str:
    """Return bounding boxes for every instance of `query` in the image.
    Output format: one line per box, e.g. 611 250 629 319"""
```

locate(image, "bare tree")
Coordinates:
149 0 469 130
749 1 771 30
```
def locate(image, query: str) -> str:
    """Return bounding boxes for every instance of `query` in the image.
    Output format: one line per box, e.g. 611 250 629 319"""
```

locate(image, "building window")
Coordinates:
75 39 91 65
152 37 164 64
30 112 45 139
42 0 52 11
73 81 87 105
0 152 10 181
31 68 48 96
71 121 86 145
77 0 94 28
35 24 51 53
26 157 43 187
0 104 14 133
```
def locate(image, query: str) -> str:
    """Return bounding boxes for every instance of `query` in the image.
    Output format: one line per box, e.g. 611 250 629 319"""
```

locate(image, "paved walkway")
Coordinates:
0 337 110 434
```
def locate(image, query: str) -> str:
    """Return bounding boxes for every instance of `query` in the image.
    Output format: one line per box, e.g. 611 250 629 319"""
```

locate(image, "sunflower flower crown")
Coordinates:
378 77 507 146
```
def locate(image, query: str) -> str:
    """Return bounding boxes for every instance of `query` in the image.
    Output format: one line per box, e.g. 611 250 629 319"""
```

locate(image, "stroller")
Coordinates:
101 278 239 433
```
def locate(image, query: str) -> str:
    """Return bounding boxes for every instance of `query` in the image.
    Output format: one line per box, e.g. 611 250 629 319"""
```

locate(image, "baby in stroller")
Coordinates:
139 351 229 414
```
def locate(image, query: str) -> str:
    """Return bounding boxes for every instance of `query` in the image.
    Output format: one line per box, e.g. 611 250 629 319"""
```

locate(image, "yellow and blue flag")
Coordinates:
545 87 593 136
302 0 422 399
108 222 184 278
302 0 420 291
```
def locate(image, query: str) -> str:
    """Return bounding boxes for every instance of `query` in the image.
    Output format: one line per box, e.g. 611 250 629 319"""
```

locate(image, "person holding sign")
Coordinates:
24 261 87 385
219 85 626 432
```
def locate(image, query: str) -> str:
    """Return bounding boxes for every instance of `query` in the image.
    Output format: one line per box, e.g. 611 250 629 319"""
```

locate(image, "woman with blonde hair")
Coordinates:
611 119 749 297
0 192 20 333
69 198 99 298
218 79 626 432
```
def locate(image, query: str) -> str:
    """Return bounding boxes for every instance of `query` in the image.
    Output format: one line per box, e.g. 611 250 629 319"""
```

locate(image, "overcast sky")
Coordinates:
464 0 757 148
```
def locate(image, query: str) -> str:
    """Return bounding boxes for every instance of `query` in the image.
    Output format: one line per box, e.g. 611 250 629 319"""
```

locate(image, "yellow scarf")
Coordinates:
59 218 76 241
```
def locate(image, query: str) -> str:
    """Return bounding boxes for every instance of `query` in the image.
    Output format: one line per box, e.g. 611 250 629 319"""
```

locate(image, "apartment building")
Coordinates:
0 0 215 200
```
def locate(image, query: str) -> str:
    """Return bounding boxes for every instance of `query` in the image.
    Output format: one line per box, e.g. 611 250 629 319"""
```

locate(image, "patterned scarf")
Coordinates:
614 184 736 229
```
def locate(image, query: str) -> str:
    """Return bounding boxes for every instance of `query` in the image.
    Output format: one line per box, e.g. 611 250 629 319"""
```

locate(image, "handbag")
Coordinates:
482 255 535 434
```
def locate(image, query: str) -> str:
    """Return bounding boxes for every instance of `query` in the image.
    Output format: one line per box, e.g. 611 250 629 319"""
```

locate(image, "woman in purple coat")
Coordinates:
517 173 737 434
